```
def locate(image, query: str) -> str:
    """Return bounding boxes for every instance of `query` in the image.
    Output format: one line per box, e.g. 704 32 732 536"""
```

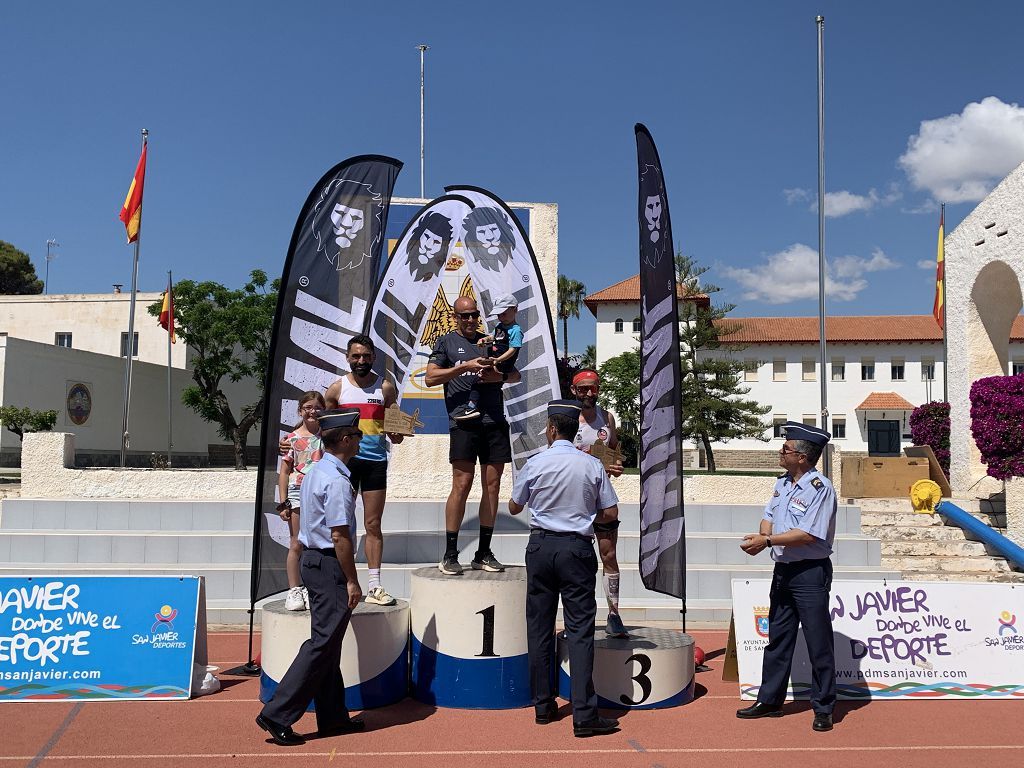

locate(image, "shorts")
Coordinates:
287 484 301 508
348 456 388 492
492 347 520 374
449 421 512 465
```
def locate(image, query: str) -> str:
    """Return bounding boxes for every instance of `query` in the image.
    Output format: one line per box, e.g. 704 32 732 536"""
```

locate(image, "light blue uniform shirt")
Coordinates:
763 468 837 563
298 452 357 551
511 440 619 535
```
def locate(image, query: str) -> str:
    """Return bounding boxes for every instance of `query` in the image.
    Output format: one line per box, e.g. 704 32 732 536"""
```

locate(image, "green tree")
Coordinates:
0 406 58 441
148 270 278 469
579 344 597 371
0 241 43 295
677 253 770 471
598 349 641 466
557 274 587 361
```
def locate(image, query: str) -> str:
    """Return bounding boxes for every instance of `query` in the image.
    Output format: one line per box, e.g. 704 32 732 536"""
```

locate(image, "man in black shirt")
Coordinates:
426 296 521 575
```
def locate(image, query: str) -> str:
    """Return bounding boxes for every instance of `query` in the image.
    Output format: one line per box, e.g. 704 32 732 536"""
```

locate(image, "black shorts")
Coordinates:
449 421 512 465
348 457 388 492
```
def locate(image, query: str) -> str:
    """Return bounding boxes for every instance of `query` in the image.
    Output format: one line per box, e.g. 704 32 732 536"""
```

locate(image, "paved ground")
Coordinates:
2 630 1022 768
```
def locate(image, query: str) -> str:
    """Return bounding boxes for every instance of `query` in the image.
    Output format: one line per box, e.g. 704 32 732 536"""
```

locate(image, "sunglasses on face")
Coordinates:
455 311 480 319
575 385 599 394
779 446 804 456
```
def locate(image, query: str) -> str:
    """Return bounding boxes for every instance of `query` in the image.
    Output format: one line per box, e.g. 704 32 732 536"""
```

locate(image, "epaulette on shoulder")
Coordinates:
810 476 824 490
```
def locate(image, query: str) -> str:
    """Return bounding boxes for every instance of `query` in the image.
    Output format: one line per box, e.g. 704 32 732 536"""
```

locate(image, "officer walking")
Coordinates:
508 400 620 738
736 422 837 732
257 409 365 746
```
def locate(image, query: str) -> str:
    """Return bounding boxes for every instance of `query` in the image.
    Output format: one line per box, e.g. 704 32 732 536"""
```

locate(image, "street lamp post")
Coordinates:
44 239 59 294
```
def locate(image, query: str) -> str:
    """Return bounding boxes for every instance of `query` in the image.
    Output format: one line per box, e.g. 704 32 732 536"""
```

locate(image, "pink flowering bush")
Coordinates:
909 401 950 478
970 374 1024 480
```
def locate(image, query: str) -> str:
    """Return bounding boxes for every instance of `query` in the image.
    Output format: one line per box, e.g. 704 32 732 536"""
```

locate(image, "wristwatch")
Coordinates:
276 499 292 513
765 535 773 548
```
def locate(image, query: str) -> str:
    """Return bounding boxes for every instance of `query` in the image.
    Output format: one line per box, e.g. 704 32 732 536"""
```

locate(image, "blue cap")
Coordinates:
317 408 361 431
781 421 831 446
547 399 583 418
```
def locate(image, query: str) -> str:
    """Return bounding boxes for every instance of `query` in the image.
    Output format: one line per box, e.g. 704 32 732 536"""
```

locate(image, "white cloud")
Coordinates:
899 96 1024 203
783 187 810 204
723 245 899 304
917 259 937 270
785 184 901 217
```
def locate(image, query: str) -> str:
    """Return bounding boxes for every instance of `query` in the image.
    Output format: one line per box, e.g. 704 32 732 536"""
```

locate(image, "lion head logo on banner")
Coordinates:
462 206 515 272
407 211 454 283
638 163 666 269
310 177 385 271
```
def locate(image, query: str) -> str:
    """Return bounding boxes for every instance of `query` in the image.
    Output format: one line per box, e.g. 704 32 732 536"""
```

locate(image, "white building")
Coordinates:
585 274 1024 467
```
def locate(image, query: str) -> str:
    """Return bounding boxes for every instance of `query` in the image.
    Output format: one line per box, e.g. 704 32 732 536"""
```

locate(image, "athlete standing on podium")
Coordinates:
509 399 620 738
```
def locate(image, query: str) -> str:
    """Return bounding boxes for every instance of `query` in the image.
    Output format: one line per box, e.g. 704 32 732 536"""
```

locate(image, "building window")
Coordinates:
833 417 846 439
773 359 787 382
120 332 139 358
861 358 875 381
632 318 641 334
891 358 905 381
614 318 623 333
922 358 935 381
802 358 816 382
802 414 817 427
55 332 73 348
772 416 787 438
1013 360 1024 376
744 359 758 382
831 357 845 381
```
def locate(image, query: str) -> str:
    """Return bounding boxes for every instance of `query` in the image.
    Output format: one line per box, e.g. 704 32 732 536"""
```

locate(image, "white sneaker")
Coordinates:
285 586 306 611
301 586 310 610
366 586 397 606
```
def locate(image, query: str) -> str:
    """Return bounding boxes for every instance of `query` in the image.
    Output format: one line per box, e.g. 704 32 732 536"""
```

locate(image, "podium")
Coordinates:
559 626 695 709
260 598 409 710
410 566 530 708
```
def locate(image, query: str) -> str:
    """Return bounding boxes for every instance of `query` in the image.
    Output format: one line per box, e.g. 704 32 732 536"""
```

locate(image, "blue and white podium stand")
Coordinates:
410 566 530 708
559 626 695 709
260 598 409 710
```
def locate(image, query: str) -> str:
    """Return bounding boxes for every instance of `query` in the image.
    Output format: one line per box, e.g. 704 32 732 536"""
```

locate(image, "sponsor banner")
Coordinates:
733 578 1024 699
0 576 201 701
635 123 685 598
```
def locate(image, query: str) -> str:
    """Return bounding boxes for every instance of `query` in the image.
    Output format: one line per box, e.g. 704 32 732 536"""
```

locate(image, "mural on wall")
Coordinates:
66 381 93 426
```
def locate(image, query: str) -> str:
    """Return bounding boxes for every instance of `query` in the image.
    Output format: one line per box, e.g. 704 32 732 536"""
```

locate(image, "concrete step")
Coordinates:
880 539 990 557
862 525 972 541
859 511 945 527
881 555 1012 574
901 570 1024 584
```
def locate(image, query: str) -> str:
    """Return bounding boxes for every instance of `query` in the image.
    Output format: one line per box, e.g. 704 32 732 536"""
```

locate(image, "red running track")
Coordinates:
1 630 1021 768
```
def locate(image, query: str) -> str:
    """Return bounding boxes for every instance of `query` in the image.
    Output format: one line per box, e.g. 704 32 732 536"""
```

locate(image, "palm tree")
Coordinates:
557 274 587 361
579 344 597 371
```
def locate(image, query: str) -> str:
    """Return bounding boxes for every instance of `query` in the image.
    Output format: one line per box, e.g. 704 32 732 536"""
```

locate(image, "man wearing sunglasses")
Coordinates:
425 295 522 575
736 422 837 732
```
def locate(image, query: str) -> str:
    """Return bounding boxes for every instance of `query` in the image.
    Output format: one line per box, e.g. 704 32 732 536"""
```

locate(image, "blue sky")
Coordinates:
4 1 1024 355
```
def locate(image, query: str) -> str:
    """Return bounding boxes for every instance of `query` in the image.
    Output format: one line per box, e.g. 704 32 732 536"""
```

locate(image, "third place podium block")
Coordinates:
410 566 530 709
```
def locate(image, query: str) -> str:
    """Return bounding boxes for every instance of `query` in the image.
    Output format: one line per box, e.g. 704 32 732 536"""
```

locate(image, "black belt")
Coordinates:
303 545 337 558
530 528 594 542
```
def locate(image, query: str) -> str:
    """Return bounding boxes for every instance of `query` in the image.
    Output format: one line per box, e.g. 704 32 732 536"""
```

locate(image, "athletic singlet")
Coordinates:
574 408 616 453
338 376 387 462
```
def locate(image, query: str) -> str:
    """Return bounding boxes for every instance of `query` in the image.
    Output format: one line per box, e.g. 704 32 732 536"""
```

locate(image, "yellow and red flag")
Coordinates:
119 142 147 243
933 206 945 329
159 276 175 343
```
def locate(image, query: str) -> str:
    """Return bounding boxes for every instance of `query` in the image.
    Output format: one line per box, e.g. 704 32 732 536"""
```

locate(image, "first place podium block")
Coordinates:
410 566 530 709
559 626 696 709
260 598 409 710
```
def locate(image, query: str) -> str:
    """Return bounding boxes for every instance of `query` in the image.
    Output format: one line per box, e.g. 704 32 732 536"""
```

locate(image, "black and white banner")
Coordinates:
445 186 562 470
252 155 401 603
635 124 685 599
366 195 475 396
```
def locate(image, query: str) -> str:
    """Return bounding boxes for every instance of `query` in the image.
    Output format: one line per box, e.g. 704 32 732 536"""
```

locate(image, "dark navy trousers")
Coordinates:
525 530 599 724
758 557 836 715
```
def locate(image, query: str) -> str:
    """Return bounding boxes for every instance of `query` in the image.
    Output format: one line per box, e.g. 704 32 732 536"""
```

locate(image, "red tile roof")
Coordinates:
715 315 1024 344
856 392 917 411
584 274 709 316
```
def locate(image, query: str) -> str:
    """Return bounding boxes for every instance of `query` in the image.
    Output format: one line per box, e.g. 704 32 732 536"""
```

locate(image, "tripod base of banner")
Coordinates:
559 626 695 709
259 598 409 710
410 566 529 709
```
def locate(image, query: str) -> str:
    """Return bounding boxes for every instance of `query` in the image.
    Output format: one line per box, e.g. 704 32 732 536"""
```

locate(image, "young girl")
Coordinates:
276 391 325 611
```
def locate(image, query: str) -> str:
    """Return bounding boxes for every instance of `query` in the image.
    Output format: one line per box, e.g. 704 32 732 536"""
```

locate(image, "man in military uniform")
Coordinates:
509 400 620 738
736 422 837 732
257 409 365 746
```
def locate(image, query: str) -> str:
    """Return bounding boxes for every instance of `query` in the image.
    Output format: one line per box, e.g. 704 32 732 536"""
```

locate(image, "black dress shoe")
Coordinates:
535 704 559 725
736 702 784 719
812 713 833 732
317 718 366 737
256 713 306 746
573 716 620 737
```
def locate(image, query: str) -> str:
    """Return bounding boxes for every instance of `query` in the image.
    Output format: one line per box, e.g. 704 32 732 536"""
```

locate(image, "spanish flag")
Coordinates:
933 205 945 329
119 142 147 243
159 275 175 343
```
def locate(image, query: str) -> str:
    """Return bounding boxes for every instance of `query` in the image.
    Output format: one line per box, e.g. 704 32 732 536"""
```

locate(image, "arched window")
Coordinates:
614 318 624 333
632 318 641 333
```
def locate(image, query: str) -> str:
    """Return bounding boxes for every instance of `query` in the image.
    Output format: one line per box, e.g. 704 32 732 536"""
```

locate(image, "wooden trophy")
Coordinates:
382 403 425 436
590 438 624 470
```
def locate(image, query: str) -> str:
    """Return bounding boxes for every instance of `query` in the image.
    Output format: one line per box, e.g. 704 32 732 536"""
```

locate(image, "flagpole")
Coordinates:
120 128 147 467
167 270 173 468
816 16 831 479
940 203 947 401
417 44 429 199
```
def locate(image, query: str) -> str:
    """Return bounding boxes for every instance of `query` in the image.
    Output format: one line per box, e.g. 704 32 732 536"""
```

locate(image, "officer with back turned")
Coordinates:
508 399 620 738
736 421 837 732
